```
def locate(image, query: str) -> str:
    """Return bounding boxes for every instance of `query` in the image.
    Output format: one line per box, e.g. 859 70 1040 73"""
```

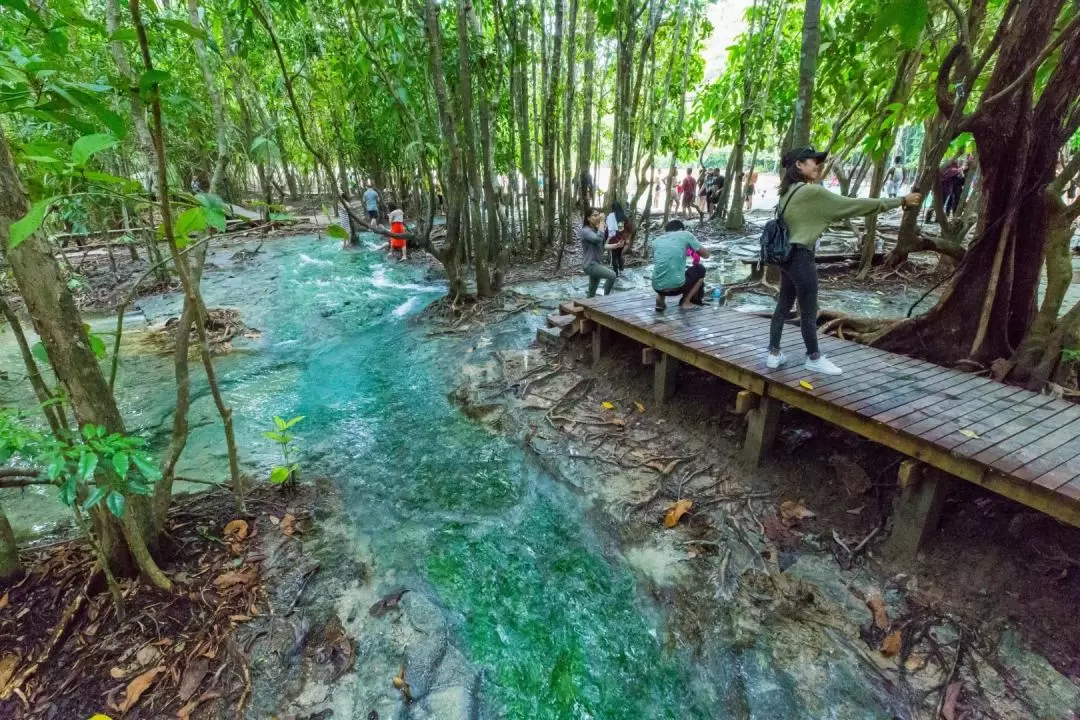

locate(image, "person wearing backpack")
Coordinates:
766 147 922 375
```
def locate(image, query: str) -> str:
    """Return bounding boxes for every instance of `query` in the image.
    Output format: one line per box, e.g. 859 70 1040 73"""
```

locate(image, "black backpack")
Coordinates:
759 183 805 265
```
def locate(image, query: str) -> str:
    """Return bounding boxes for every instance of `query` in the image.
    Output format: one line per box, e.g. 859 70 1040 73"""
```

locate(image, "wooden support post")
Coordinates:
591 325 610 365
641 347 658 366
654 352 679 406
884 461 950 561
733 390 759 415
742 395 780 466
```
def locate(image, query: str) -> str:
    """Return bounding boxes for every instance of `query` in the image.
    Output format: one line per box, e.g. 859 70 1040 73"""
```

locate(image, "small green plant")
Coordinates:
263 415 304 487
1061 348 1080 364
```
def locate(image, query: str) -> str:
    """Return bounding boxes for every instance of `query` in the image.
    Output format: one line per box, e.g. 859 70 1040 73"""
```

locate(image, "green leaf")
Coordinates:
326 223 348 240
106 491 126 517
77 450 99 481
161 18 208 40
81 485 108 511
138 69 170 93
8 196 56 249
109 28 138 42
283 416 305 429
269 466 290 485
87 333 107 359
22 154 61 164
131 453 161 481
59 474 77 505
112 451 130 479
127 479 152 495
31 341 50 366
274 416 287 429
205 208 226 232
71 134 118 166
173 206 207 238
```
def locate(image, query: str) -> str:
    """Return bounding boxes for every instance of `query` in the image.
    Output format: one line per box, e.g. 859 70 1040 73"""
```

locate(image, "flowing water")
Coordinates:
8 234 1075 718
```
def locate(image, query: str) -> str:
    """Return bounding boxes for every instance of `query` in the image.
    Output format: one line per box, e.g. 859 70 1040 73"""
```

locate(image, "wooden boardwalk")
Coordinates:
576 292 1080 535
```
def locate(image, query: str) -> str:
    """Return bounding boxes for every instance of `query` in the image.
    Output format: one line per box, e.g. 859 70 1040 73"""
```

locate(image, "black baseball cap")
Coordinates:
782 147 828 167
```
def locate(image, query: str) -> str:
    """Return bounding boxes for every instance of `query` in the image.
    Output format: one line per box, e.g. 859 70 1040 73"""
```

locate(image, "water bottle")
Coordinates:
712 285 725 306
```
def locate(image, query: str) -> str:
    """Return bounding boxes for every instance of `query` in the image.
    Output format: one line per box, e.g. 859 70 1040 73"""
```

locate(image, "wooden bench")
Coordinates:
577 292 1080 558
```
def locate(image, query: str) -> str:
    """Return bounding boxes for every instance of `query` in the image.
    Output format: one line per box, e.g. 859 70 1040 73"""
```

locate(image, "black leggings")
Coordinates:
769 245 819 356
610 247 624 274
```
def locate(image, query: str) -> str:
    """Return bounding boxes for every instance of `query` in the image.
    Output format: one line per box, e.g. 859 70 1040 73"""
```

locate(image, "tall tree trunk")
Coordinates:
874 0 1080 367
0 127 162 584
0 501 20 582
726 115 749 229
541 0 565 252
607 0 638 204
457 0 492 296
555 0 579 268
662 7 695 219
187 0 229 195
791 0 821 149
512 0 542 254
105 0 155 191
855 157 888 278
575 7 596 215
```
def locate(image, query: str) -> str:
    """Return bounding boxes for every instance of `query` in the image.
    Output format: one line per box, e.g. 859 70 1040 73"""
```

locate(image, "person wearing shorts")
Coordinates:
388 204 407 261
363 184 380 225
743 166 758 211
680 167 697 219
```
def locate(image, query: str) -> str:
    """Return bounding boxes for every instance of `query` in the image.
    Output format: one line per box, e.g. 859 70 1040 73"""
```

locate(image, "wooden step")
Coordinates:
559 301 585 316
536 326 565 349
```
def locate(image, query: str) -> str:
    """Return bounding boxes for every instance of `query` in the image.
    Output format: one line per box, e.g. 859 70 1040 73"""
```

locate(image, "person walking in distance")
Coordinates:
363 183 381 227
606 201 631 278
652 219 710 311
885 156 905 198
388 204 407 261
680 167 697 219
580 208 622 298
766 148 922 375
743 165 759 211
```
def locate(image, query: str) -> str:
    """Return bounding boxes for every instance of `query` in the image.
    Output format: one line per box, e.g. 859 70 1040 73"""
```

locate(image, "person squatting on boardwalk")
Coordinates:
652 219 710 311
766 147 922 376
582 208 623 298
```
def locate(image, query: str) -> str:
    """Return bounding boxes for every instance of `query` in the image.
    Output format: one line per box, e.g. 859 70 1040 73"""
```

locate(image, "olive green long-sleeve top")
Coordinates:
780 183 904 249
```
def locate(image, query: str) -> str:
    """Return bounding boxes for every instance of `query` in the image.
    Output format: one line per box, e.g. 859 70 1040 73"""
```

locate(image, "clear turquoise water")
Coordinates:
2 235 912 718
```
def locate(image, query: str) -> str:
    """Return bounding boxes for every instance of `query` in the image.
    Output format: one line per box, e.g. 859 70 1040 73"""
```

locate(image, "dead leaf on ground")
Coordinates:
664 499 693 528
601 401 615 410
846 505 865 516
392 664 412 702
0 591 8 610
280 513 297 537
369 588 410 617
268 515 281 526
779 500 816 526
941 681 962 720
108 666 126 680
134 644 161 667
634 401 645 413
179 657 209 702
212 566 257 589
116 665 164 713
799 379 814 390
0 653 19 689
959 428 980 439
880 630 902 657
223 519 249 540
866 594 890 630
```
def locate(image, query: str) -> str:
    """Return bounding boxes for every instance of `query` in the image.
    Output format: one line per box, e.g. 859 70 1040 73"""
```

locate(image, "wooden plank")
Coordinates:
655 352 680 405
1009 433 1080 485
743 395 780 466
891 380 1020 434
937 392 1057 452
812 356 929 405
987 414 1080 475
949 401 1062 461
872 372 991 425
918 387 1032 444
970 404 1080 465
1033 453 1080 492
839 363 960 414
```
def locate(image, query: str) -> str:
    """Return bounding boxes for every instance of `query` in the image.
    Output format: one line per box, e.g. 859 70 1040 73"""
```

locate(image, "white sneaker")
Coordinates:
805 355 843 375
766 351 786 369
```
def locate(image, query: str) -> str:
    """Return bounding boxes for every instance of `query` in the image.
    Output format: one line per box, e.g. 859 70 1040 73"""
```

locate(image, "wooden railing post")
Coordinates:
884 460 950 560
654 352 679 405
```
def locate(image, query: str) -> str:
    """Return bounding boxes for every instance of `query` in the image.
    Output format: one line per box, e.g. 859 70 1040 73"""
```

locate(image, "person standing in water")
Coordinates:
885 156 905 198
581 208 622 298
388 204 407 261
767 148 921 375
606 201 631 278
363 183 380 227
680 168 697 219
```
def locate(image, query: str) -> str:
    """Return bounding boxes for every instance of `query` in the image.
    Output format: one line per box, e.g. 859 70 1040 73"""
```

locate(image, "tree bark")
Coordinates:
456 0 492 296
541 0 564 252
575 7 596 215
187 0 229 195
0 501 21 582
791 0 822 149
105 0 155 191
874 0 1080 367
555 0 579 268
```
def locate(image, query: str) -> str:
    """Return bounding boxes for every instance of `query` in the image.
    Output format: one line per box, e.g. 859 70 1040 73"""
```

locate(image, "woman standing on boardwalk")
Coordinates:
766 148 922 376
